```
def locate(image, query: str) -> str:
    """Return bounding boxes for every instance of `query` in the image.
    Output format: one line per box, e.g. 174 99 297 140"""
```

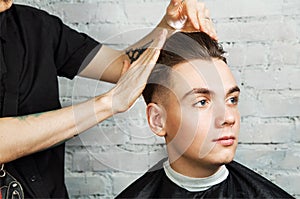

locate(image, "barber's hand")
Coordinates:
165 0 217 40
107 29 167 113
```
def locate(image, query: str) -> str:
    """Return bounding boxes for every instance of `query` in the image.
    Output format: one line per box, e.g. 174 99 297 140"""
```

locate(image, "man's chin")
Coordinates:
214 154 235 166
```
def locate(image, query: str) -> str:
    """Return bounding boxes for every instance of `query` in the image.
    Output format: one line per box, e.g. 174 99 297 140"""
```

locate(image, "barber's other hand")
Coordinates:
165 0 217 40
107 29 167 114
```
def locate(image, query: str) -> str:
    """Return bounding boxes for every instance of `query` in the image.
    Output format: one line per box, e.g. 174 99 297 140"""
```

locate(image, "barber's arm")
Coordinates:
0 0 216 164
0 30 166 164
79 0 216 83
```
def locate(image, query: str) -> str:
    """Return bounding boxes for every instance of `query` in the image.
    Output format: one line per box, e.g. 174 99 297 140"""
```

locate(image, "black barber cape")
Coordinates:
0 4 99 198
117 159 294 198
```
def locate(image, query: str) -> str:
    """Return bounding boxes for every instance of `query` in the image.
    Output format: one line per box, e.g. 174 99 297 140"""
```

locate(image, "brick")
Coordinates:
91 151 149 172
285 68 300 90
66 125 129 147
71 77 114 98
225 44 268 67
280 147 300 170
65 174 107 196
269 42 300 65
65 150 73 171
243 67 300 90
238 89 259 117
235 145 287 170
282 0 300 16
129 128 157 144
88 23 155 47
124 1 165 24
58 77 74 98
239 121 293 144
217 19 298 42
204 0 284 18
72 152 91 172
112 99 164 144
156 135 166 144
243 68 278 90
52 2 127 24
230 69 242 87
91 157 111 172
66 134 84 147
149 149 168 169
259 90 300 117
295 118 300 142
92 2 126 24
276 173 300 196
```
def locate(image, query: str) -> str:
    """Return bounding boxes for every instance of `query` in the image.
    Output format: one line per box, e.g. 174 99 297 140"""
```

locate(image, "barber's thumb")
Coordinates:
167 0 181 15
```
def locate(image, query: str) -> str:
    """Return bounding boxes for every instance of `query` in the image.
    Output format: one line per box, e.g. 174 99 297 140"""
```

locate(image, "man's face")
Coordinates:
163 58 240 172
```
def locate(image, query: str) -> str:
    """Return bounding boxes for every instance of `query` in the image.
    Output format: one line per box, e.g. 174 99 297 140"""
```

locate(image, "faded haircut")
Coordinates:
142 32 226 105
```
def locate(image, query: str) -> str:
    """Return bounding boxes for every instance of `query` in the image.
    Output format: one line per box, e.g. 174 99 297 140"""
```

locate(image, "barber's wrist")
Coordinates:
94 92 116 122
157 15 178 38
157 16 177 34
99 89 127 115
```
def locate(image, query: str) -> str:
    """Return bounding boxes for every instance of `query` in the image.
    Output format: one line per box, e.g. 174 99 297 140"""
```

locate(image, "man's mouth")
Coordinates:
212 136 236 146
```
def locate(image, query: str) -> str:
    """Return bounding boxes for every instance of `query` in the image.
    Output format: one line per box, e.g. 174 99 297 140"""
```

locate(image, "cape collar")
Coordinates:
163 160 229 192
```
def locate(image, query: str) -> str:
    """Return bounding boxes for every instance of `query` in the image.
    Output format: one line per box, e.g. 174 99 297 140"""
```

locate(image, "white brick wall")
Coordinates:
14 0 300 198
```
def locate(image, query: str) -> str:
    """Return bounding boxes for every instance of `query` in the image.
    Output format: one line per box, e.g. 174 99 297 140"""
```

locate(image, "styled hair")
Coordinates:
142 32 226 105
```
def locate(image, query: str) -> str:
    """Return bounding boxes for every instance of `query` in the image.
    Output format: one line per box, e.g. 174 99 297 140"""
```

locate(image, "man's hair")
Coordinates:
142 32 226 105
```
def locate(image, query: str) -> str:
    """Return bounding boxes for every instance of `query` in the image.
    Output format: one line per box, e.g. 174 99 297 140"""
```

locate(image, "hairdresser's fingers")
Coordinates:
166 0 182 18
197 2 218 40
166 0 201 30
183 0 200 30
110 29 167 113
203 8 218 40
165 0 187 30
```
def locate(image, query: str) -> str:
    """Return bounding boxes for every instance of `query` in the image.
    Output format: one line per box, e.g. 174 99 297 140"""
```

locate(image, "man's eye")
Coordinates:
229 96 239 105
194 99 208 107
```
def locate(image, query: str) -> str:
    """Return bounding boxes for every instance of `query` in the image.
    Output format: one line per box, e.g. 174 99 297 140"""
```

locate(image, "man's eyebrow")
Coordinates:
182 86 240 100
226 86 240 96
182 88 212 99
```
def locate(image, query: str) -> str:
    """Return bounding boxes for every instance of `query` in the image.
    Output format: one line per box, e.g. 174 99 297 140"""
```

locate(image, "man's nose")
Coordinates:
214 104 235 128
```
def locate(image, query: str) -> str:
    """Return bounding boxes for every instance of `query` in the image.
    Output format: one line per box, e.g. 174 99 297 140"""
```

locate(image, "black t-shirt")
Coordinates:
0 4 100 198
117 159 294 198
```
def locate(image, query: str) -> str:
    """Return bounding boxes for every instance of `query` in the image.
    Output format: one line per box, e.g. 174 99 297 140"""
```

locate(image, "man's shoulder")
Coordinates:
226 161 294 198
116 158 167 198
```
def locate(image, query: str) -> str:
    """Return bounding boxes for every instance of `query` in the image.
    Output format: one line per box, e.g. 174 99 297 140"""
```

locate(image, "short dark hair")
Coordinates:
142 32 226 105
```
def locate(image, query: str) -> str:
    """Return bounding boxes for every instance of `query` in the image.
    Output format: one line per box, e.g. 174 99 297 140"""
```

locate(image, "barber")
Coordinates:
0 0 216 197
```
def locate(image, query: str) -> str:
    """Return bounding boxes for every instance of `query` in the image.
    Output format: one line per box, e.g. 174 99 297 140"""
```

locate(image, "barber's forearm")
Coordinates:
0 93 114 164
0 30 166 163
79 24 172 84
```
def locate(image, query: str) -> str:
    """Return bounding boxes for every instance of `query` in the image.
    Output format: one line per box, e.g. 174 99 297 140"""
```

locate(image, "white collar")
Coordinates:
163 160 229 192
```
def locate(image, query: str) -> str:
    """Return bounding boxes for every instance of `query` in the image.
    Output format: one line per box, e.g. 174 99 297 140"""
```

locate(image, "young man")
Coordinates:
116 32 294 198
0 0 216 198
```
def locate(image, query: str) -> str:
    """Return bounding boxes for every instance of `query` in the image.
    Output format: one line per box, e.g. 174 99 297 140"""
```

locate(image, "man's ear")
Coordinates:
146 103 166 137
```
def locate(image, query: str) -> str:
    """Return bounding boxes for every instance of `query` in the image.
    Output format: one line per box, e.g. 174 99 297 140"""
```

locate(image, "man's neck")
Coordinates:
169 157 221 178
0 1 12 13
